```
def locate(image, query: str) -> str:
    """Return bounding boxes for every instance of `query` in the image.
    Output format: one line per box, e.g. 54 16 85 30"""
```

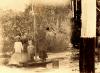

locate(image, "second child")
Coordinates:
27 39 35 62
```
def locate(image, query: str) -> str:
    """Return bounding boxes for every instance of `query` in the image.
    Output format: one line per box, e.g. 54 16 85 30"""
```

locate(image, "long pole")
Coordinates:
56 16 59 33
74 0 76 21
71 0 74 18
31 0 37 60
80 0 96 73
0 22 3 56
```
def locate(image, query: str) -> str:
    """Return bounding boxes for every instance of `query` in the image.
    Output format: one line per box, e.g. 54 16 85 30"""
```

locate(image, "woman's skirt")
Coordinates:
8 53 22 66
21 52 28 63
9 52 28 66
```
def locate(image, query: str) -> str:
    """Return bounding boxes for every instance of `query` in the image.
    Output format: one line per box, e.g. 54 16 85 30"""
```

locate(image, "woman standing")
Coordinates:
9 35 23 66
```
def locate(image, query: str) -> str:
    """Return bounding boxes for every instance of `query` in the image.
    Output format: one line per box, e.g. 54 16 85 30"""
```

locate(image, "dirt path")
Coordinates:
0 48 100 73
0 49 80 73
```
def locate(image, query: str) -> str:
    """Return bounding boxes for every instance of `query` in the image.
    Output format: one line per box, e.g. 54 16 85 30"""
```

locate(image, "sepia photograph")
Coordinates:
0 0 99 73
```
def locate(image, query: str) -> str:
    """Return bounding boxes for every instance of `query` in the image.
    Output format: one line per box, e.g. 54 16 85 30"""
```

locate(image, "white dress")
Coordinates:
9 42 23 65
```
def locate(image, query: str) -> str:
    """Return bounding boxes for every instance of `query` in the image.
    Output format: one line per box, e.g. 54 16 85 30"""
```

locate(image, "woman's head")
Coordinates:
15 35 21 42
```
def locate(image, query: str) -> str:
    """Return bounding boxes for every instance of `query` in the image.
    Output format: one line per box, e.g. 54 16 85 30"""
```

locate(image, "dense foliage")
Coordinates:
0 4 72 52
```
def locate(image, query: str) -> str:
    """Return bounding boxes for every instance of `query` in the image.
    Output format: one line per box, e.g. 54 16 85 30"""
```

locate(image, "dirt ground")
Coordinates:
0 48 100 73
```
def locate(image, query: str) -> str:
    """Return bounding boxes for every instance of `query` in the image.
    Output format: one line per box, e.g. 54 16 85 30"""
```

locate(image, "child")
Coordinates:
27 39 35 62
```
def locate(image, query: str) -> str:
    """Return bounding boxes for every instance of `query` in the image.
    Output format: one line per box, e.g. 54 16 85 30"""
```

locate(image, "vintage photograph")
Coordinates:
0 0 99 73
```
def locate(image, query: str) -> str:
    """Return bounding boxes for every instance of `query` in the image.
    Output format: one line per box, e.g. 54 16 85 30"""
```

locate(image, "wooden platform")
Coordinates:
7 59 60 68
20 60 52 67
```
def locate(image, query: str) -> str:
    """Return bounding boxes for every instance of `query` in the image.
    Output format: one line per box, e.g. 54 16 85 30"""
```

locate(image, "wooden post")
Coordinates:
56 16 59 33
98 36 100 62
52 59 59 68
0 24 3 54
97 1 100 62
0 22 4 64
74 0 77 21
71 0 74 18
31 0 37 60
80 0 96 73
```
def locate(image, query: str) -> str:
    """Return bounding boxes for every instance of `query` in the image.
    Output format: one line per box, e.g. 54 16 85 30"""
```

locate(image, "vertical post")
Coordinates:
52 59 59 68
80 0 96 73
56 16 59 33
71 0 74 18
0 23 3 53
33 8 37 60
74 0 76 21
0 22 4 64
31 0 37 60
97 1 100 62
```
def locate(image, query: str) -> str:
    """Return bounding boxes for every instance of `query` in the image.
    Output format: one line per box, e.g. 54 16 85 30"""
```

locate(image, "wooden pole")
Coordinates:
0 22 4 64
56 16 59 33
0 23 3 54
97 3 100 62
71 0 74 18
80 0 96 73
74 0 76 21
31 0 37 60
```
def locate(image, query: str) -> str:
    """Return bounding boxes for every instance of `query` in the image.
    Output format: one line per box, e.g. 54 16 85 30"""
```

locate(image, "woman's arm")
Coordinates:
20 42 23 51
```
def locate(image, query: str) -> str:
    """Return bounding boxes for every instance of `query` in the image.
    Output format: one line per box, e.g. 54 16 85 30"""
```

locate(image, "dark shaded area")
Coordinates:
71 0 81 49
79 38 95 73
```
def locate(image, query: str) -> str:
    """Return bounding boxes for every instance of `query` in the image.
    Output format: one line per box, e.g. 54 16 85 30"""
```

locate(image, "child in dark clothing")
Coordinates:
27 40 35 62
